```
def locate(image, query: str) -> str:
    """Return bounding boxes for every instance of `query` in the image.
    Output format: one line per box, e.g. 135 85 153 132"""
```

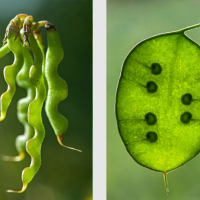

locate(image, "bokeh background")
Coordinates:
0 0 92 200
107 0 200 199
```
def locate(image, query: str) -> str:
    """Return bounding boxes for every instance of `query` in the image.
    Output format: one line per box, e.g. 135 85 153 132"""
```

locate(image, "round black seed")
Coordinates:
151 63 162 75
146 81 158 93
145 112 157 125
146 131 158 143
181 93 192 105
180 112 192 124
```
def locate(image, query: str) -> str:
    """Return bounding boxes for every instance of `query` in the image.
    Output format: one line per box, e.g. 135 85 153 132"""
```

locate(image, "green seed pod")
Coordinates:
45 23 81 152
2 44 35 161
7 16 46 193
34 29 48 96
116 23 200 195
0 32 23 121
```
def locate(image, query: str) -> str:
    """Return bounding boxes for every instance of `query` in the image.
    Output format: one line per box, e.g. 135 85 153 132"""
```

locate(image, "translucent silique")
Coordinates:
116 23 200 195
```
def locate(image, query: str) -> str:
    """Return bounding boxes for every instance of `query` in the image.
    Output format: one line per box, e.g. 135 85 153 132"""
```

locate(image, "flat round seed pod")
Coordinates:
115 24 200 194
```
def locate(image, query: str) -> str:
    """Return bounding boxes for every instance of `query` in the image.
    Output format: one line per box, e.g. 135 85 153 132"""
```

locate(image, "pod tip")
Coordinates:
7 182 27 193
57 135 82 152
0 113 6 121
163 173 169 196
2 152 25 162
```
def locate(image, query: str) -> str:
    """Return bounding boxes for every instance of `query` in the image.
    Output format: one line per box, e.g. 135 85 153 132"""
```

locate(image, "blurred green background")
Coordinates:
107 0 200 199
0 0 92 200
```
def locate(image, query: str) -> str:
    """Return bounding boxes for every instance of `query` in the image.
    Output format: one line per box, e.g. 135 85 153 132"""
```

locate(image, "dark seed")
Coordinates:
151 63 162 75
181 93 192 105
180 112 192 124
146 131 158 142
146 81 158 93
145 112 157 125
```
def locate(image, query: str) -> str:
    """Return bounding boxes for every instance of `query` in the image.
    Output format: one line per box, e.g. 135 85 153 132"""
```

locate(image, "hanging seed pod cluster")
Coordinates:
116 23 200 195
0 14 81 193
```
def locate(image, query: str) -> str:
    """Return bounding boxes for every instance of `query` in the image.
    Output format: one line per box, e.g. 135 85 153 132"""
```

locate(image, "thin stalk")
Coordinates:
163 173 169 196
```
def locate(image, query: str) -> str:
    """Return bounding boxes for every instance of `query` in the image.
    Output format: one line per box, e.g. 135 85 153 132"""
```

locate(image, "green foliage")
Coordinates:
116 23 200 194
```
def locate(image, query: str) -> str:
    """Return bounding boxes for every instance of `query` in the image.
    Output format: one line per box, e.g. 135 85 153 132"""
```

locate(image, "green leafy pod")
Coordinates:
0 43 10 59
2 44 35 162
116 24 200 194
45 24 81 152
0 32 23 121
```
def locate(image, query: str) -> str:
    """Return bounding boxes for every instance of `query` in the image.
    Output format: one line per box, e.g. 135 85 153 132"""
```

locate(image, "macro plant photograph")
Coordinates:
108 0 200 199
0 0 92 200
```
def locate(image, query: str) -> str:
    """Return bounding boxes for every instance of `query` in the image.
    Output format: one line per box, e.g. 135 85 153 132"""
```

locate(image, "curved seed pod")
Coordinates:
45 23 81 152
33 28 48 94
2 44 35 161
0 43 10 59
7 16 46 193
116 23 200 195
0 32 23 121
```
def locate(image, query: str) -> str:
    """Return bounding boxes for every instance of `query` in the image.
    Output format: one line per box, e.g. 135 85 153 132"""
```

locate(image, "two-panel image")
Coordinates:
1 0 200 200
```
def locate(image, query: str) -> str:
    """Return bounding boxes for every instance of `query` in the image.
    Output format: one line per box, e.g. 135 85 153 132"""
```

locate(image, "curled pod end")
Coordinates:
7 182 27 193
0 113 6 122
57 135 82 152
1 151 25 162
